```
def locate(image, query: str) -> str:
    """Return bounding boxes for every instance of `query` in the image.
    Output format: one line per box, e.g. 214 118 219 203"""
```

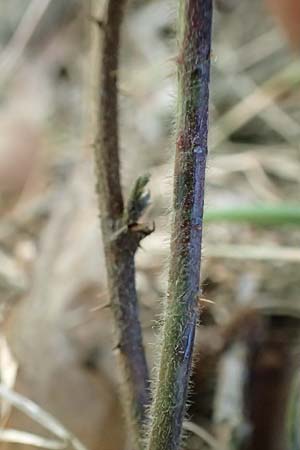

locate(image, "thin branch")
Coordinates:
91 1 151 448
146 2 213 450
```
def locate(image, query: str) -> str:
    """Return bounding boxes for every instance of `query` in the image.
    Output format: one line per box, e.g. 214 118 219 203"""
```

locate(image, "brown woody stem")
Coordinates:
92 1 151 448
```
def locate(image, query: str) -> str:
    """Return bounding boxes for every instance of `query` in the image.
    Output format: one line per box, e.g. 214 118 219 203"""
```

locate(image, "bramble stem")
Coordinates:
92 1 151 448
146 2 213 450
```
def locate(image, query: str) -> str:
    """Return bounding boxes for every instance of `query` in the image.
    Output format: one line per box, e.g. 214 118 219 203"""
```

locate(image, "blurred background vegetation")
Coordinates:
0 1 300 449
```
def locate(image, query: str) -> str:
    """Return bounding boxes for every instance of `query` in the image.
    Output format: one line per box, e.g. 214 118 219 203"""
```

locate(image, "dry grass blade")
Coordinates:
0 250 28 295
211 61 300 149
222 28 284 72
0 429 65 450
216 48 300 148
0 336 18 422
0 0 53 86
206 245 300 262
183 421 224 450
211 146 300 184
0 385 88 450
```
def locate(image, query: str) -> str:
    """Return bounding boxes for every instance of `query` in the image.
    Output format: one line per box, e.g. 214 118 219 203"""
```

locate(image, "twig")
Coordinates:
91 1 151 448
146 2 213 450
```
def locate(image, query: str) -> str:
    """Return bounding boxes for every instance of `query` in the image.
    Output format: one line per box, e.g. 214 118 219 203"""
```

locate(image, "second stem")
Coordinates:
147 1 213 450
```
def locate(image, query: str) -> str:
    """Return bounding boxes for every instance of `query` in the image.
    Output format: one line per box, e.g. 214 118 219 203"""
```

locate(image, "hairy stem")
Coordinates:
92 1 151 447
146 2 213 450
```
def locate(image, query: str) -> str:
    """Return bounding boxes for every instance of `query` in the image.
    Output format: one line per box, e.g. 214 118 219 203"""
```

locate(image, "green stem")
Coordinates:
146 2 213 450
